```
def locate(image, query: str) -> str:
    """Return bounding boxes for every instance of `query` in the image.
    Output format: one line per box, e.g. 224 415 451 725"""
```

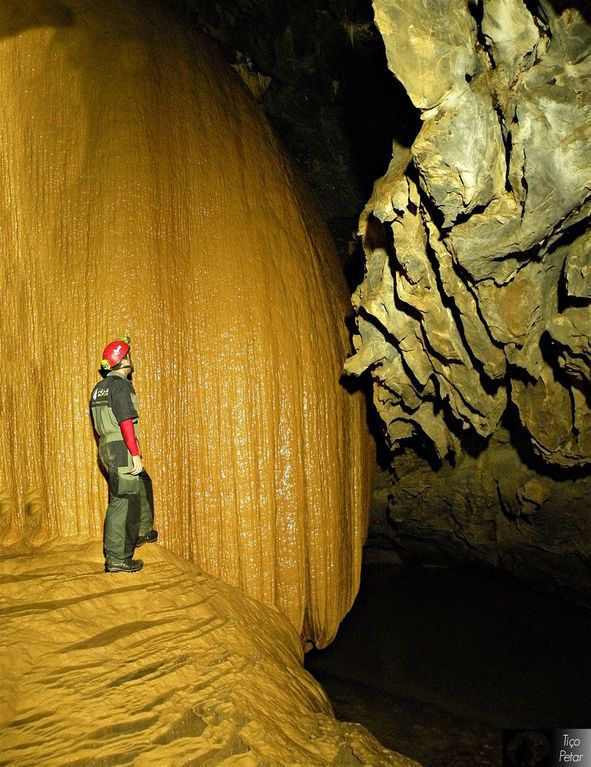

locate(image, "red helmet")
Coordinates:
100 340 130 371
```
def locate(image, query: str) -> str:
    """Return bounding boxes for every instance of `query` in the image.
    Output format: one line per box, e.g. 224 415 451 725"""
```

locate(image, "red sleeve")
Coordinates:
119 419 140 456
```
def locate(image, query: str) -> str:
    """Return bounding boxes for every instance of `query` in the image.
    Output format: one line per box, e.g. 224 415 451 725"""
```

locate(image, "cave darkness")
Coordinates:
162 2 591 766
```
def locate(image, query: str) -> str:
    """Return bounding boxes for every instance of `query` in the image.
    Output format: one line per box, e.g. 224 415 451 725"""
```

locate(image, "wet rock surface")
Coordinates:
0 0 373 649
0 539 417 767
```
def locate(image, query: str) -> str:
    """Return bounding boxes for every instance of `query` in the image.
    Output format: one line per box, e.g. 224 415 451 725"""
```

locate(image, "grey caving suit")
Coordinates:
90 373 154 560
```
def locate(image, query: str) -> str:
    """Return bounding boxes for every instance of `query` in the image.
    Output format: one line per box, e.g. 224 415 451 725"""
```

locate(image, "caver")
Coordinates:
90 338 158 573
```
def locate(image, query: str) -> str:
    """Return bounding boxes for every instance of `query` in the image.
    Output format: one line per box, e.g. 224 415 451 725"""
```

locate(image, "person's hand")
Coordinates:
130 454 144 475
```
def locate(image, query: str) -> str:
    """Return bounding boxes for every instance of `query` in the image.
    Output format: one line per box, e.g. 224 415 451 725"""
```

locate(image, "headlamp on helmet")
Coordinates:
100 339 131 371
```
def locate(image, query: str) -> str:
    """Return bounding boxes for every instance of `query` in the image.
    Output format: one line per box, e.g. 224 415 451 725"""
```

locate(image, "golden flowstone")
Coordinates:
0 541 418 766
0 2 373 647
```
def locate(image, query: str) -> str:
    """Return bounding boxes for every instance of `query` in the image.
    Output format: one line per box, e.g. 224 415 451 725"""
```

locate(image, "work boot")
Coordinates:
136 529 158 548
105 557 144 573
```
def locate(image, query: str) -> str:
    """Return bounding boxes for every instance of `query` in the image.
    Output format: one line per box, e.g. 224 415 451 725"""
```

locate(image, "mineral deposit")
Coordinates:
0 0 372 648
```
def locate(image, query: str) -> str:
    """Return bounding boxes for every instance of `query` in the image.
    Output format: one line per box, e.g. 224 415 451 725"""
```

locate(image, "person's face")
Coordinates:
119 353 134 377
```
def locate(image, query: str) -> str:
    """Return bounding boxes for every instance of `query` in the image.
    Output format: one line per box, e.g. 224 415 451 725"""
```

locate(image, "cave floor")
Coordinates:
305 556 591 767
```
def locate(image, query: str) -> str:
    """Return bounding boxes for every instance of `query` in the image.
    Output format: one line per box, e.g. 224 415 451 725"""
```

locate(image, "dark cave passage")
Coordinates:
305 555 591 766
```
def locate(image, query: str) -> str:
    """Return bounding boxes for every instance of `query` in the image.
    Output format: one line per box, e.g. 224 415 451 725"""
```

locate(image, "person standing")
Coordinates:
90 338 157 572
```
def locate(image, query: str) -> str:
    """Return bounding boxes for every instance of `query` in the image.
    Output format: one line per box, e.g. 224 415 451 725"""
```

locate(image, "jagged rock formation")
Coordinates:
0 538 418 766
346 0 591 593
0 0 373 648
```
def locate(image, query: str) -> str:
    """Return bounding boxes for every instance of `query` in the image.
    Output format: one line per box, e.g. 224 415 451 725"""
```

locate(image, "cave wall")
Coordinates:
0 0 373 648
347 0 591 598
168 0 418 272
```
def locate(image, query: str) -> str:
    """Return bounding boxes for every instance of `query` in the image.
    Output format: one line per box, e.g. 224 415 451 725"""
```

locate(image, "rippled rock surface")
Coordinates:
0 0 372 649
0 539 417 767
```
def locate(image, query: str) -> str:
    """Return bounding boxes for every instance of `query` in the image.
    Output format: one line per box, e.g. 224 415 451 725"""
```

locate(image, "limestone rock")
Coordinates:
481 0 541 80
348 0 591 597
373 0 478 110
0 539 416 767
564 230 591 299
381 431 591 606
348 0 590 468
0 0 373 648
